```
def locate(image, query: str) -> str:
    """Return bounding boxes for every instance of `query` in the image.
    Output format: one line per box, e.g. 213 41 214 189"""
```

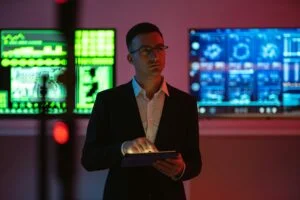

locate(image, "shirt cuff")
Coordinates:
121 141 127 156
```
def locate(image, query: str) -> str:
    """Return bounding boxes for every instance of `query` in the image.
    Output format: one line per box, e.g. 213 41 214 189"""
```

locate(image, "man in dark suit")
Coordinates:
81 22 202 200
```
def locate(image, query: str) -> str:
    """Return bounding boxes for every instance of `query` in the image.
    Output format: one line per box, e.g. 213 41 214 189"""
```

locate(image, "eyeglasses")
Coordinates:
130 45 168 56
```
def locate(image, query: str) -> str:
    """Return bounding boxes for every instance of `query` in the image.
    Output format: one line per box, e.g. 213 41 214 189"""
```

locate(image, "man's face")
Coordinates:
127 32 166 79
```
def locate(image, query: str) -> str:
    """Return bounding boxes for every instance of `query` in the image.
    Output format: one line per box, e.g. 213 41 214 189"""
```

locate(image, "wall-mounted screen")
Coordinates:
0 29 115 116
189 28 300 117
74 29 115 114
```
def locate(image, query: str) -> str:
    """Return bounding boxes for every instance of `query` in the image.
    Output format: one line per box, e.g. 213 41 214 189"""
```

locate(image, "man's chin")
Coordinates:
149 67 163 74
149 64 164 71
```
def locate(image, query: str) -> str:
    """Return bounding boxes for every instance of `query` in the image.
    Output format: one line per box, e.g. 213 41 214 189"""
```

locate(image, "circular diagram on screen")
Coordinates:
204 44 222 60
261 43 279 59
232 43 250 60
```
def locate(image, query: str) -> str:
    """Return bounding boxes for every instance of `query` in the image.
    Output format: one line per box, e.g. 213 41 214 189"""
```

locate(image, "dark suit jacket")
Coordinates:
81 81 202 200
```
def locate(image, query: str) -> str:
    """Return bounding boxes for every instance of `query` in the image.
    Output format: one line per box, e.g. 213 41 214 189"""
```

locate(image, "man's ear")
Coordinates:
127 54 133 63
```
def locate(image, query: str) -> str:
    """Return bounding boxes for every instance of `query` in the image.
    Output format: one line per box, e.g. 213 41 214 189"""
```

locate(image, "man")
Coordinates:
81 22 202 200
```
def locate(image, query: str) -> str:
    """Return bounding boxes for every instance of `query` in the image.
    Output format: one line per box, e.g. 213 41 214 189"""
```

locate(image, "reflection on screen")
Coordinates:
189 28 300 116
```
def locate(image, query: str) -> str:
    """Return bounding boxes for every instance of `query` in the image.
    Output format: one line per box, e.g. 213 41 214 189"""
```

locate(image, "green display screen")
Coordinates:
74 30 115 114
0 29 115 116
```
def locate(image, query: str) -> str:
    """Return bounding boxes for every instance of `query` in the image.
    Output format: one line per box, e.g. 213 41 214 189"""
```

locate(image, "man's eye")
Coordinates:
141 48 152 53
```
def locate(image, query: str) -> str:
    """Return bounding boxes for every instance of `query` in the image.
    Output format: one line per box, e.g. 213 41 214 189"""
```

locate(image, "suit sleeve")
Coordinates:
81 92 123 171
180 97 202 181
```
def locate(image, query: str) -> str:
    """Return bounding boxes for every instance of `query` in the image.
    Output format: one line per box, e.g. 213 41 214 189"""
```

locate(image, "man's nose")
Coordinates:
148 49 159 61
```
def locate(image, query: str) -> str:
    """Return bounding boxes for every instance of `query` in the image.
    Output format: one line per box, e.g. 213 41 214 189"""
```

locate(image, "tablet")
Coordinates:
121 151 178 167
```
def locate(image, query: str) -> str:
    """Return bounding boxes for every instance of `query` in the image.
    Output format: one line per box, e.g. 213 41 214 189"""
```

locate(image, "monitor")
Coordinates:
189 28 300 117
0 30 67 115
74 29 115 114
0 29 116 116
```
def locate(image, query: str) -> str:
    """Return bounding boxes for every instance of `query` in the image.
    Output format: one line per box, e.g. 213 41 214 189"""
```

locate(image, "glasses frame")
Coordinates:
129 45 169 56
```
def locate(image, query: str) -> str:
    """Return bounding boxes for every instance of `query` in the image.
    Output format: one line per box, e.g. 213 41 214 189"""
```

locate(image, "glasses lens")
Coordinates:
131 45 168 55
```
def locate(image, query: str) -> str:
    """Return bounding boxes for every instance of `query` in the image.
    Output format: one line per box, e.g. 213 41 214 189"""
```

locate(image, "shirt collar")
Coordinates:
132 76 169 97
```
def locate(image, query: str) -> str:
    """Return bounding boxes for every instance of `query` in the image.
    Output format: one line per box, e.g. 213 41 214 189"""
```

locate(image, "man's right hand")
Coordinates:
122 137 158 154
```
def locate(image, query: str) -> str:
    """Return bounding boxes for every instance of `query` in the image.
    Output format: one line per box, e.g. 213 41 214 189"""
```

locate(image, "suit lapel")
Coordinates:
122 81 146 138
154 84 174 148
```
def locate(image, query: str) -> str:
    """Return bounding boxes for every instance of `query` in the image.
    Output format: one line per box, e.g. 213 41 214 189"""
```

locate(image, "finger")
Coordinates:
153 162 169 176
127 146 140 154
133 138 146 152
133 142 146 153
136 138 158 152
165 158 185 174
140 139 152 152
155 160 174 172
156 159 184 176
165 153 184 165
144 141 158 152
165 158 177 163
146 139 159 152
153 161 176 177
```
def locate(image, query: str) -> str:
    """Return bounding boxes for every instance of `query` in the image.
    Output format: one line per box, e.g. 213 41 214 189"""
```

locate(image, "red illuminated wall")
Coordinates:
0 0 300 199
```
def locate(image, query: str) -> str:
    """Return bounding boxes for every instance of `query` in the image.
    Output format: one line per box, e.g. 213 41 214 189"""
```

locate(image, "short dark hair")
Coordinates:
126 22 163 50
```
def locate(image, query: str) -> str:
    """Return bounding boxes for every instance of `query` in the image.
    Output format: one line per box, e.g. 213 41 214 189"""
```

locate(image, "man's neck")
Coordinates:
135 75 163 99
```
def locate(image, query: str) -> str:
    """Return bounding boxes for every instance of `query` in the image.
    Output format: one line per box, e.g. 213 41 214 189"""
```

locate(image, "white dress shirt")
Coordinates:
132 77 169 143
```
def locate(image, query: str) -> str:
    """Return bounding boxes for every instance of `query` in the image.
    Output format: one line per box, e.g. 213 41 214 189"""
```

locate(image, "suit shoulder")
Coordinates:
96 82 131 99
167 84 196 101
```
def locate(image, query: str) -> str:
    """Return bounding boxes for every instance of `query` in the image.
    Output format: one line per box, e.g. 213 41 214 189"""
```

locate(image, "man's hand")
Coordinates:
123 137 158 154
152 153 185 179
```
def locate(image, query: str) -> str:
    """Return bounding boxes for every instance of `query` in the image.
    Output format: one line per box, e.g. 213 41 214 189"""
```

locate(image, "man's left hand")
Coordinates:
152 153 185 179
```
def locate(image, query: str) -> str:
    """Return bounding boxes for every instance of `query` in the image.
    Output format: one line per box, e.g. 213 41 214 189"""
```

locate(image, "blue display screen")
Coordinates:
189 28 300 116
